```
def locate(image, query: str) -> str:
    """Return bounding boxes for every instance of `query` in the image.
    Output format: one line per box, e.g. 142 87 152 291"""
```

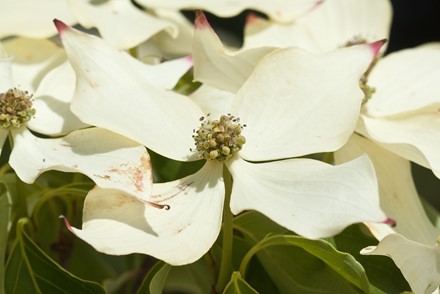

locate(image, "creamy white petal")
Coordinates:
0 53 13 92
227 155 386 239
360 112 440 178
335 134 440 245
27 61 89 135
190 85 235 119
67 0 176 49
366 43 440 117
234 43 381 161
361 234 440 294
10 128 153 197
244 0 391 53
193 11 276 93
136 0 321 23
56 22 204 161
3 38 66 92
67 161 224 265
134 9 194 60
0 0 75 38
120 54 192 90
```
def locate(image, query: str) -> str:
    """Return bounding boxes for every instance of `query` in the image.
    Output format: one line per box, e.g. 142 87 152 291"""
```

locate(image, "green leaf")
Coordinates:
233 211 289 242
137 261 171 294
164 258 214 294
0 183 10 293
240 235 370 294
5 218 105 294
223 272 259 294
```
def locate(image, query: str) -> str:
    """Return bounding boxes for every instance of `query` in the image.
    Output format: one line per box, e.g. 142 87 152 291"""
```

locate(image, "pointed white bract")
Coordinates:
227 155 384 239
58 12 389 265
193 11 276 93
56 23 203 162
233 45 373 160
68 161 225 265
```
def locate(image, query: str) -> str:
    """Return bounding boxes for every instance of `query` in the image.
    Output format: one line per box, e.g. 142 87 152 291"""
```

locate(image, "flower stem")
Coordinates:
215 167 233 293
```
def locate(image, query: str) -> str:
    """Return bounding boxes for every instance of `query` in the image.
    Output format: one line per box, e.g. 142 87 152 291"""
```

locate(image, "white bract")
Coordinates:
56 11 388 266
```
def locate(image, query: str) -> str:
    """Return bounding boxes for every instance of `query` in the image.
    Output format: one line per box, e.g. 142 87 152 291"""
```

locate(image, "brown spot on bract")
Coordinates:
108 154 152 193
94 174 111 180
89 81 99 88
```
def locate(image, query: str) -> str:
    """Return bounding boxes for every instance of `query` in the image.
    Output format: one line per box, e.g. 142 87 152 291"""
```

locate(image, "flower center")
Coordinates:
192 114 246 162
0 88 35 129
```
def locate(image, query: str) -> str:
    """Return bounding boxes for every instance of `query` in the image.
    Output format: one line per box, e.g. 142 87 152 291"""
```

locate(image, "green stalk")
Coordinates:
215 167 233 293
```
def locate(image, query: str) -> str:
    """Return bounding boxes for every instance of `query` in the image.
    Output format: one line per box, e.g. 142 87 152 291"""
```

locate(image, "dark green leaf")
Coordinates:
164 258 214 294
0 183 10 293
5 218 105 294
240 235 370 294
233 211 289 242
223 272 258 294
232 235 278 293
137 261 171 294
333 224 410 293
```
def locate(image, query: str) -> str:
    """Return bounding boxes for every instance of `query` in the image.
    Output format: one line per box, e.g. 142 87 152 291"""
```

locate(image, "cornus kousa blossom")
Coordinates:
55 14 388 266
243 0 440 292
0 36 192 197
243 0 440 179
0 43 140 192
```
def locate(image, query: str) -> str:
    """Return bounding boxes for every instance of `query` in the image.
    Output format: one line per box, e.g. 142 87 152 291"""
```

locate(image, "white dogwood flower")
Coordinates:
0 35 191 197
55 15 387 265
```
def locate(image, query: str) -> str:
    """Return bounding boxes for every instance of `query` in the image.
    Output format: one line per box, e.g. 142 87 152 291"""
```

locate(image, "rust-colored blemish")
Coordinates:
107 153 152 193
149 181 193 202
